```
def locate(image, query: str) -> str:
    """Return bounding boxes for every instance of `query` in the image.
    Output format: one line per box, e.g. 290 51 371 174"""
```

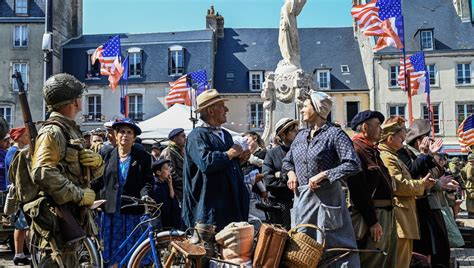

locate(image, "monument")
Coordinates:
260 0 316 143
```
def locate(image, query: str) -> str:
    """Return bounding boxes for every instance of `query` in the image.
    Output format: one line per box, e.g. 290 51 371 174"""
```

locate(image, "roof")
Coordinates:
214 27 368 94
64 30 214 47
0 0 45 18
377 0 474 54
62 30 214 84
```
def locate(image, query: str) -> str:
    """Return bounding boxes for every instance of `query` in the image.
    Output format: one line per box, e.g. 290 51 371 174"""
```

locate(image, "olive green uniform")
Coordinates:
30 112 104 267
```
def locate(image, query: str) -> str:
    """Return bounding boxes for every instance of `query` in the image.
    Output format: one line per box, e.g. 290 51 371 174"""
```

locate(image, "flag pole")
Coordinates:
399 12 412 125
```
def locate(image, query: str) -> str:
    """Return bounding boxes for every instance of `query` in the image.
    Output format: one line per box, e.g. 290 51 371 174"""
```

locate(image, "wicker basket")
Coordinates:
280 224 325 268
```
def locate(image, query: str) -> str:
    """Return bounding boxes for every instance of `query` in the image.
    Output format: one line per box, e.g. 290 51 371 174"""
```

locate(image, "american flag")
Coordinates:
165 70 208 107
91 35 123 90
458 115 474 153
398 52 427 95
165 74 191 106
351 0 404 51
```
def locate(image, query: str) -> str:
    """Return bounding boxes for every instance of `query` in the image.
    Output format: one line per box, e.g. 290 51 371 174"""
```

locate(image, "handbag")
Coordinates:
253 223 288 268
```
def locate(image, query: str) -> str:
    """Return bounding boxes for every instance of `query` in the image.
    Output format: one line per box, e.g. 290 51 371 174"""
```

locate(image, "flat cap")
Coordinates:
151 159 171 173
168 128 184 140
350 110 385 131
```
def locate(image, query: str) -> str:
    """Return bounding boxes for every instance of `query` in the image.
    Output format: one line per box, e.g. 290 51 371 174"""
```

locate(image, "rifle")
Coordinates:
12 71 86 246
12 71 37 153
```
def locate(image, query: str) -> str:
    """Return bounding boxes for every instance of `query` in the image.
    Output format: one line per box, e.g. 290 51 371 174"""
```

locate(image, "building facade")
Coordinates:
62 30 215 131
214 28 370 133
0 0 82 128
355 0 474 153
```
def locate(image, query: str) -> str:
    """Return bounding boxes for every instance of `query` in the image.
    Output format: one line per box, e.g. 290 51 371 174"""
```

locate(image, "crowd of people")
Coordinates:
0 73 472 267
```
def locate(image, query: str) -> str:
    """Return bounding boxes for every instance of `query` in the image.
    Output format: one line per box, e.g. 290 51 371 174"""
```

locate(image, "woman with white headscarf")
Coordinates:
283 91 361 267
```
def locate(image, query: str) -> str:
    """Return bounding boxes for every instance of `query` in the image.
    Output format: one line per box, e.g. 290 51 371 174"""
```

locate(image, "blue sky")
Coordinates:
83 0 354 34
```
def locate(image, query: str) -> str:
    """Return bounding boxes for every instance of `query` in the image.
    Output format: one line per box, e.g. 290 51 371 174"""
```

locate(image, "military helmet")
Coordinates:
0 116 9 140
43 73 86 110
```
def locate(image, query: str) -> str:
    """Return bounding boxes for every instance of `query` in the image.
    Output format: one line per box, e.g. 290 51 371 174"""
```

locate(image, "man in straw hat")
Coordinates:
262 117 299 229
378 116 436 268
182 88 250 231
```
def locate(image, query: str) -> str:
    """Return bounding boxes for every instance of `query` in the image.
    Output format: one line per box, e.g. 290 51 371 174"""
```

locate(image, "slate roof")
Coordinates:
62 30 214 84
214 27 368 94
377 0 474 54
0 0 45 17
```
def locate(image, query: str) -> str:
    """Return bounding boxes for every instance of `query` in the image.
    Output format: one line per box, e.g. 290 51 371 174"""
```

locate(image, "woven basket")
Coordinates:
280 224 325 268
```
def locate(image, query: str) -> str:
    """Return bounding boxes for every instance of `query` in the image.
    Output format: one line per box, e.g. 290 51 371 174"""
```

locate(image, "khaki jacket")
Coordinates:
379 143 425 239
462 163 474 199
31 112 104 205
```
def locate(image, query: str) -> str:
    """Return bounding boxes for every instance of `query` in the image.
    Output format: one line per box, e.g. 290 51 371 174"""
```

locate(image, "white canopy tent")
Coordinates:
138 104 240 141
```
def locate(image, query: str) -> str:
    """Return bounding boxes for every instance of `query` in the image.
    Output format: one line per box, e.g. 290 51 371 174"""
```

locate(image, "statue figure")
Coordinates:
277 0 307 74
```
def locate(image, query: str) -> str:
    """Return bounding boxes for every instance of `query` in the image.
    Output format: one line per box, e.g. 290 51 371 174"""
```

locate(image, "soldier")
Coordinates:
30 73 104 267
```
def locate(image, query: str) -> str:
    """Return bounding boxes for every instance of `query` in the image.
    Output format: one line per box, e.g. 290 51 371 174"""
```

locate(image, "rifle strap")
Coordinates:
49 239 65 268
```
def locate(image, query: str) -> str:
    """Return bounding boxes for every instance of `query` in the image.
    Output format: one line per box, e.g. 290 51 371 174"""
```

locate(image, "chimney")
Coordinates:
206 6 224 39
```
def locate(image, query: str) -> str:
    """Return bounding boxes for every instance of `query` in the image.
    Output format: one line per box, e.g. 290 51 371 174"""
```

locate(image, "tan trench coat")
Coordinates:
379 143 425 239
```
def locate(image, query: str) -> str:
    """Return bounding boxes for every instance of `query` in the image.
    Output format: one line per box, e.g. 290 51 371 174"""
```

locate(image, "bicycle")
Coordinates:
29 195 185 267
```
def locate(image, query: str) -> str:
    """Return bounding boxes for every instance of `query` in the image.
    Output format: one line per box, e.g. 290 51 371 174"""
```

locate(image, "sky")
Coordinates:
83 0 354 34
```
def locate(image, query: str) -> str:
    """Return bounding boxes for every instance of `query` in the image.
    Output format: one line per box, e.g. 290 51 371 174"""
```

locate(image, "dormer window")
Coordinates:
341 65 350 74
249 71 263 91
127 47 142 77
168 45 185 76
86 49 101 79
316 69 331 90
420 30 434 51
15 0 28 15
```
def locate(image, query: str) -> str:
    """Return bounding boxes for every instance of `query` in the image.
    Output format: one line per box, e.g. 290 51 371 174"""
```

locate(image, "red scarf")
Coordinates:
352 133 378 149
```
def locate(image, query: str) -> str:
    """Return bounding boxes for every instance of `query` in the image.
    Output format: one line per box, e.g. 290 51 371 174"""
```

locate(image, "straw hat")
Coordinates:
195 88 228 112
275 118 298 137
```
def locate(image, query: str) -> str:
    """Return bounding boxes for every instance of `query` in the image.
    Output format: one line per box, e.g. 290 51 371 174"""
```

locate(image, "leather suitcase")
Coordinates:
253 224 288 268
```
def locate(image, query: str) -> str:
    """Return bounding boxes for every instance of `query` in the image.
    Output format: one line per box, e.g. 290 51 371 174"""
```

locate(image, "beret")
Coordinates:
350 110 385 131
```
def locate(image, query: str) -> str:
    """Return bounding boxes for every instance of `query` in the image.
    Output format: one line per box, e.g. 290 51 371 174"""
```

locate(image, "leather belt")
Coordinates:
373 199 393 208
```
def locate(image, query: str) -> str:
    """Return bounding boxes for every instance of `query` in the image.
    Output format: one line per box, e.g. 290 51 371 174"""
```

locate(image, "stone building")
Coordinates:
62 31 215 131
0 0 82 127
355 0 474 154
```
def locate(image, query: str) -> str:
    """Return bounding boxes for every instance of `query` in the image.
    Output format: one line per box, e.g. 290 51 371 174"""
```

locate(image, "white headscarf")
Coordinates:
309 90 332 119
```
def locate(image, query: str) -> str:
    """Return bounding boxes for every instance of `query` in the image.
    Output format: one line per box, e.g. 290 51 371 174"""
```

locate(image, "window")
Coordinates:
420 30 434 51
128 48 142 77
457 102 474 126
86 50 100 79
13 25 27 47
457 63 471 85
168 46 185 76
249 103 264 130
389 65 400 87
388 104 406 118
422 103 440 134
0 107 13 128
226 71 235 82
249 71 263 91
15 0 28 15
426 64 437 86
12 62 28 91
86 95 102 122
346 102 359 126
341 65 350 73
317 70 330 89
128 94 144 121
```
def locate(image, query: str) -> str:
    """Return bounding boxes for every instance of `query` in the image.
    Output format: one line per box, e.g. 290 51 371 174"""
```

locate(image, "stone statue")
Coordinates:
277 0 307 74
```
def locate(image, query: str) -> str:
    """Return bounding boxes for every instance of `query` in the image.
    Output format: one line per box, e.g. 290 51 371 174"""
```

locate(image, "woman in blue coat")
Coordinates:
283 91 361 267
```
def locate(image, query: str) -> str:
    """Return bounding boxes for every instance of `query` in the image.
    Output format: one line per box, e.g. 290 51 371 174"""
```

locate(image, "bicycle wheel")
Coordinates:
128 230 185 268
29 232 102 268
